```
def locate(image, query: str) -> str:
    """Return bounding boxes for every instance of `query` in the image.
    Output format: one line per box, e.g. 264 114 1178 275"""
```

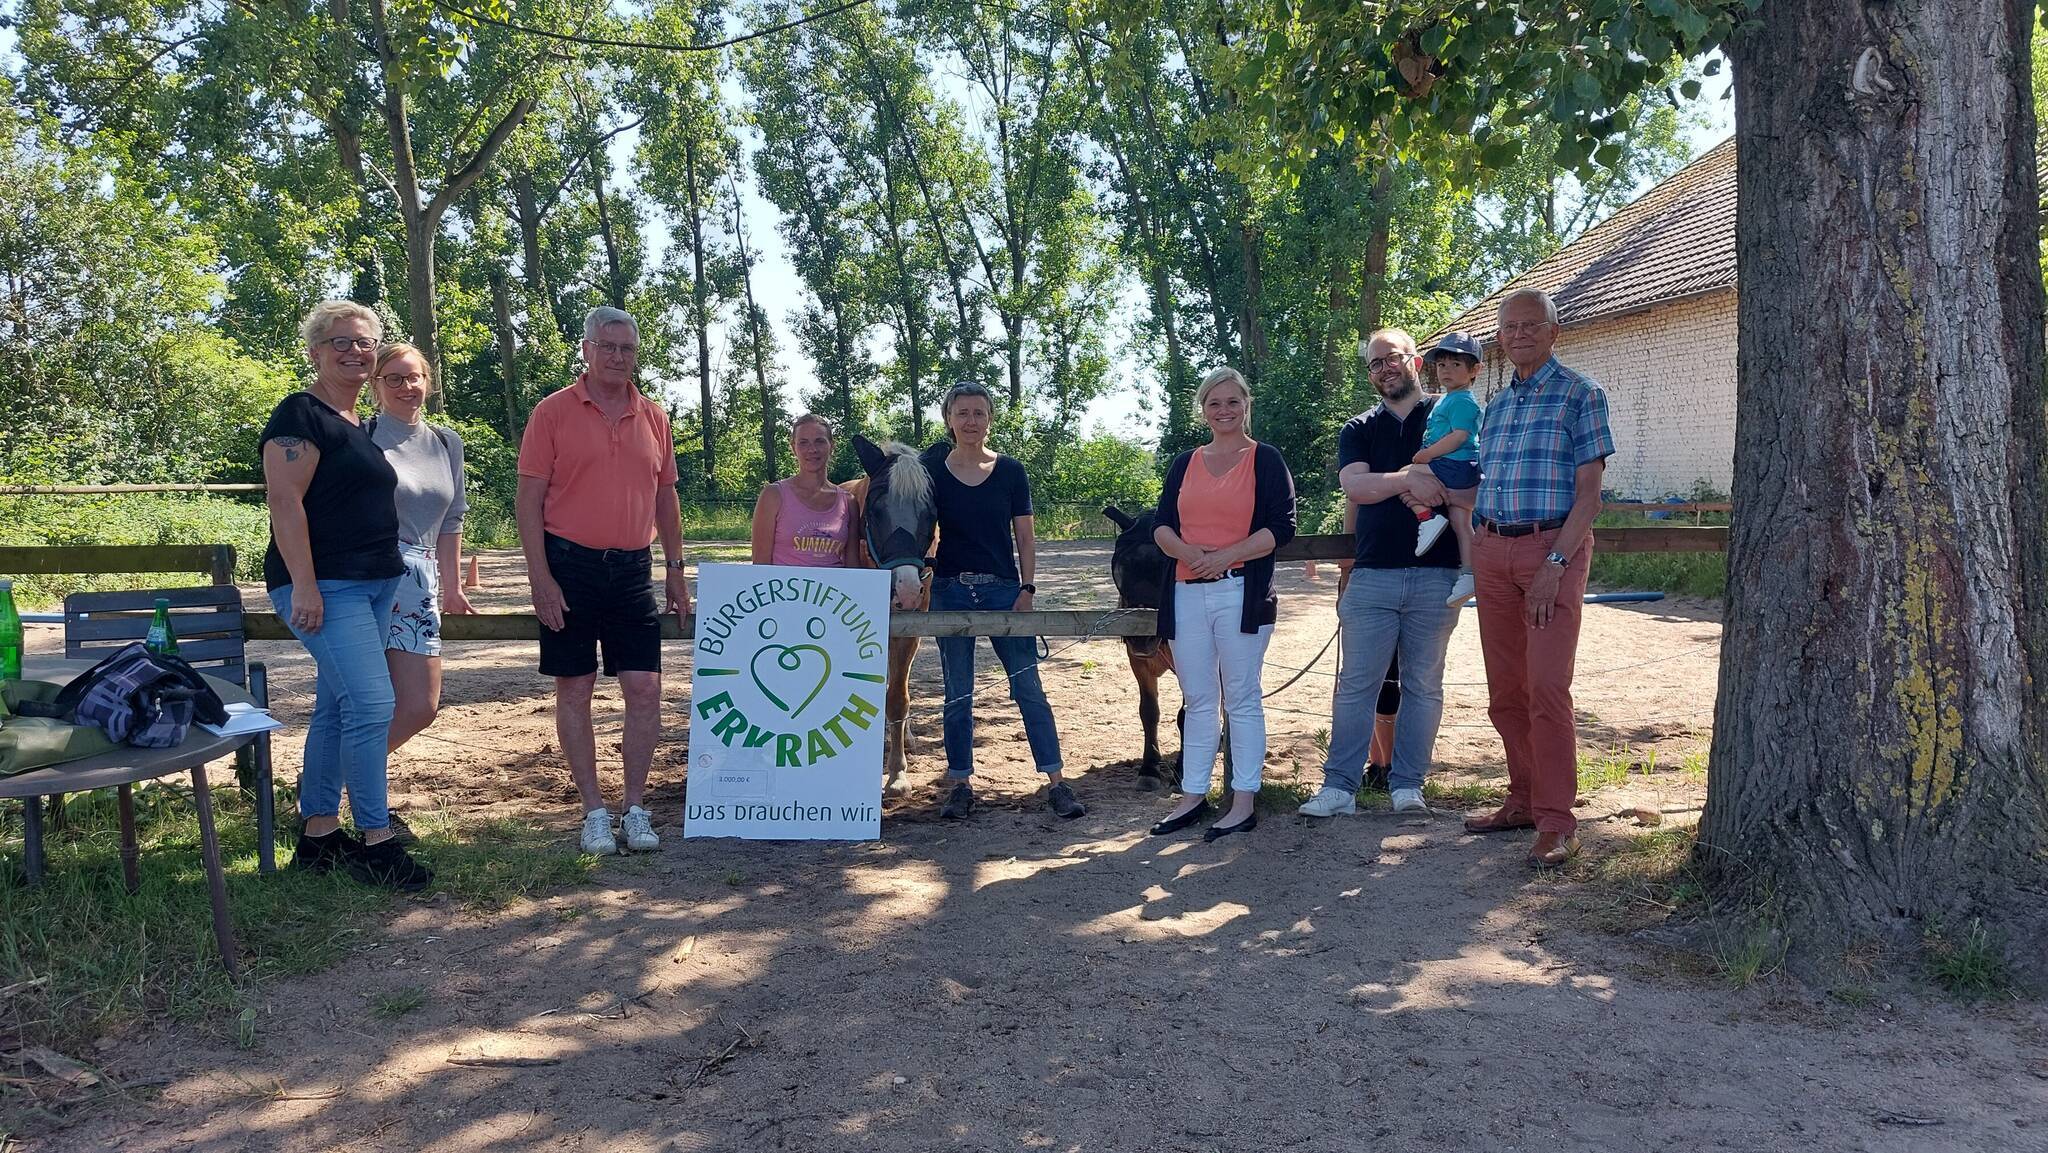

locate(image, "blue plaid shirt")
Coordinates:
1475 357 1615 524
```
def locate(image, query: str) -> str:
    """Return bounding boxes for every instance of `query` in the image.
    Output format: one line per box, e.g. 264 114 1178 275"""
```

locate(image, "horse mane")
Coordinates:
880 440 931 524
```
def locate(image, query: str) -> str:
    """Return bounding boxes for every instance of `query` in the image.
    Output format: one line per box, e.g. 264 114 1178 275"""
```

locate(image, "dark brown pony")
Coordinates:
1105 504 1181 789
850 437 938 793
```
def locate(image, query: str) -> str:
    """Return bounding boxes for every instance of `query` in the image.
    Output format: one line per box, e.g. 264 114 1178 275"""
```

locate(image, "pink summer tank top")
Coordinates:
770 479 854 567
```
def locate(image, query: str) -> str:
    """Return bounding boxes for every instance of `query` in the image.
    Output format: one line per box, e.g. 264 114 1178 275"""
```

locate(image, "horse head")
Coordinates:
1105 503 1170 616
855 435 937 610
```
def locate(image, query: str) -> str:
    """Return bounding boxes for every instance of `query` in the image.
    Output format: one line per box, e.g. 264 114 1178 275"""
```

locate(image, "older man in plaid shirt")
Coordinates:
1463 288 1615 867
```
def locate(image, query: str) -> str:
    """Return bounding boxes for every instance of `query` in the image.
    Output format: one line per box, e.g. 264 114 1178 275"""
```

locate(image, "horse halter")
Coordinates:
863 496 930 574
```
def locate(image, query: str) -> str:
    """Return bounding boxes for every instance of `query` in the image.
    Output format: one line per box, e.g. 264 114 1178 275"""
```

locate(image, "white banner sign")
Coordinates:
684 563 890 840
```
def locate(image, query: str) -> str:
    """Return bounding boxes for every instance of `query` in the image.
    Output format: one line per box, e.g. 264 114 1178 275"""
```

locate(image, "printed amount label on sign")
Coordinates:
684 563 891 841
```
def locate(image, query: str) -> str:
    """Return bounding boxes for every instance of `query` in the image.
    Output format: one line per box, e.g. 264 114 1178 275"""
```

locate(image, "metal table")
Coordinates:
2 658 261 976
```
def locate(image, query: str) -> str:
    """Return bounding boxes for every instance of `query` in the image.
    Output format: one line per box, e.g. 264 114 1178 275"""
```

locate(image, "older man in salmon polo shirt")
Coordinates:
517 306 692 857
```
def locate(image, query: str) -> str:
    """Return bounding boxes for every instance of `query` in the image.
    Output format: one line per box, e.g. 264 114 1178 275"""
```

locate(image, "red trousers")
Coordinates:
1473 527 1591 835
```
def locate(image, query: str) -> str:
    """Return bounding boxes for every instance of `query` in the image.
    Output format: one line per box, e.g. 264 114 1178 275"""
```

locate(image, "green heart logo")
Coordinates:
750 642 833 718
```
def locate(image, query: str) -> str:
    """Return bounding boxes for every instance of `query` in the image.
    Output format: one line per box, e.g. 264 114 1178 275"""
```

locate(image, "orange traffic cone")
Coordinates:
465 554 482 588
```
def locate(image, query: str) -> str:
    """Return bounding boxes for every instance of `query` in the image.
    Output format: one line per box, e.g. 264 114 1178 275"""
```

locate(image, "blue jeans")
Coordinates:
270 577 401 830
932 577 1063 779
1321 567 1460 793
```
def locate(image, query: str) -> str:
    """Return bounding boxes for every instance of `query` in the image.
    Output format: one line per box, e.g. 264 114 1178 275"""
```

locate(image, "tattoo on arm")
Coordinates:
273 436 305 463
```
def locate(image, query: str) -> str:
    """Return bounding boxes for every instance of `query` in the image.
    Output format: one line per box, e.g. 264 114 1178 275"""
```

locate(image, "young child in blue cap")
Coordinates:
1414 331 1484 606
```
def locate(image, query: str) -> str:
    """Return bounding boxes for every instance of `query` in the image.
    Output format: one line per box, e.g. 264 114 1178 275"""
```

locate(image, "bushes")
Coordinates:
0 494 270 607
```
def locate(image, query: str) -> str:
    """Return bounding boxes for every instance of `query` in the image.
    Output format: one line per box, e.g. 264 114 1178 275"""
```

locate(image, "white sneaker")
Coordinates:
580 807 618 855
1391 787 1429 813
1414 515 1449 557
1446 571 1476 607
1299 786 1358 818
622 805 660 852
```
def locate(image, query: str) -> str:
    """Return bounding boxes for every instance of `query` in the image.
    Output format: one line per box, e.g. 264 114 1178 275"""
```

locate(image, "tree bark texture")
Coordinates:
1706 0 2048 976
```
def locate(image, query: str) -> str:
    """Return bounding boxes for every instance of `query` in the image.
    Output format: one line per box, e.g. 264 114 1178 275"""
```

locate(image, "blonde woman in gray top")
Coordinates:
370 342 474 812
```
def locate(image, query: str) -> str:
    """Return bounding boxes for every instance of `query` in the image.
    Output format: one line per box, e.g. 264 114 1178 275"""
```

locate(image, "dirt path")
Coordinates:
18 546 2046 1151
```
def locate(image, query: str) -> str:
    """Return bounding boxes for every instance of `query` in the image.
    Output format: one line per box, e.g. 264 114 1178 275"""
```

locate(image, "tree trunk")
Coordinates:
489 260 521 438
1236 222 1267 385
685 137 715 492
589 148 627 310
730 176 777 486
1703 0 2048 978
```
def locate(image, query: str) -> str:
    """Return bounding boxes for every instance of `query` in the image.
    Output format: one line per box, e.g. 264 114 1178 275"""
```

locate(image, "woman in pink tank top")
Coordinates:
751 413 858 567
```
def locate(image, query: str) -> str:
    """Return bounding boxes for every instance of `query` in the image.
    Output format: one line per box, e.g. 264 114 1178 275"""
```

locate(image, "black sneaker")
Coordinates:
291 828 358 874
387 813 417 847
1047 782 1086 819
939 781 975 820
343 836 434 892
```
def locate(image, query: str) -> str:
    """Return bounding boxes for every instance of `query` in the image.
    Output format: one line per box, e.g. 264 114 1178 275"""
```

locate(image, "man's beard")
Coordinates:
1378 372 1420 403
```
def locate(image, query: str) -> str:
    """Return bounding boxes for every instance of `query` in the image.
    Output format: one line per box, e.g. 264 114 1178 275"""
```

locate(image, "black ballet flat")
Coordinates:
1149 799 1213 837
1202 811 1258 842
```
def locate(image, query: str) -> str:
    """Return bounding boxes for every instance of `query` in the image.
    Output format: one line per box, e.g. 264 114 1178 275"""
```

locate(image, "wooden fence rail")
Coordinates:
231 528 1724 642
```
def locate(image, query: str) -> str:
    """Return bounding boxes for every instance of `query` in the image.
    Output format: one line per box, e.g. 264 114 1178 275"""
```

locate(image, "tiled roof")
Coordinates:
1430 137 1737 346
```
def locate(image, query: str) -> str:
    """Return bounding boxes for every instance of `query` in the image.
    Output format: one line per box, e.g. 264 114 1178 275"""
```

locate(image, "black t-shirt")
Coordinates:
261 392 404 589
923 444 1033 581
1337 400 1460 571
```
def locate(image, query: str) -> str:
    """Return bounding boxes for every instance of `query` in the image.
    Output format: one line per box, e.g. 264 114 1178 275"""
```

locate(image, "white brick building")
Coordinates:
1429 139 1737 500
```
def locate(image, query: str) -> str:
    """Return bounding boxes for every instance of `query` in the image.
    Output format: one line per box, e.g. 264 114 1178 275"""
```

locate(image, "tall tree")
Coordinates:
1212 0 2048 976
1702 1 2048 972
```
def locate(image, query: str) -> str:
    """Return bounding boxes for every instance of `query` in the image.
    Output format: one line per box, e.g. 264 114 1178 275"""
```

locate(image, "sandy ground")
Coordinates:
15 545 2047 1151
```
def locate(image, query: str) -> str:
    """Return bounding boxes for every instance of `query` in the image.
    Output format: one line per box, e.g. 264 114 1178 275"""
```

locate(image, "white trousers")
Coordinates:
1172 575 1274 794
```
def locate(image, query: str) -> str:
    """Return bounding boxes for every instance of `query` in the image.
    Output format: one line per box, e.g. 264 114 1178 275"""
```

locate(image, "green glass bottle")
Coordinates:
0 579 21 682
145 596 179 657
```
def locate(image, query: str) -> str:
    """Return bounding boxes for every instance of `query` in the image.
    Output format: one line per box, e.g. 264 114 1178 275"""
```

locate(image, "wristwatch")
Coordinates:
1544 551 1568 569
1020 582 1037 593
664 558 687 570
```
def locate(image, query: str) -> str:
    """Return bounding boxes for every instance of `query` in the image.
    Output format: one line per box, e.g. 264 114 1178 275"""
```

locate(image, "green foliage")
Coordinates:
0 107 298 486
1924 919 2011 1000
0 495 271 607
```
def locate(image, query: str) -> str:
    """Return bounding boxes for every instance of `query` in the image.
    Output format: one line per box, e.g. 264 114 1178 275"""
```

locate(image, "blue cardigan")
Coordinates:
1152 441 1297 639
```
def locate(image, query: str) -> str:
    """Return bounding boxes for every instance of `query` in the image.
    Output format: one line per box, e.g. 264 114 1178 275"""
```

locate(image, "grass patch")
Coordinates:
0 788 594 1055
1924 918 2009 1000
371 986 427 1020
1589 551 1726 599
1575 744 1709 793
1711 911 1786 988
1422 779 1503 807
1588 502 1728 599
1565 826 1706 934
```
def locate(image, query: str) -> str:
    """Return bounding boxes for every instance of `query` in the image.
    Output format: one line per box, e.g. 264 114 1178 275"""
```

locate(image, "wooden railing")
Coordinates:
229 528 1725 641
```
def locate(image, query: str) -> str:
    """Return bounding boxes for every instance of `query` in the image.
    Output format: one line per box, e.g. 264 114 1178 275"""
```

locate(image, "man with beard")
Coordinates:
1299 328 1464 818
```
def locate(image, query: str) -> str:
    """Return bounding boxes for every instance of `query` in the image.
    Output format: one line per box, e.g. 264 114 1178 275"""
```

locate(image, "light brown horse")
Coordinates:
849 437 937 793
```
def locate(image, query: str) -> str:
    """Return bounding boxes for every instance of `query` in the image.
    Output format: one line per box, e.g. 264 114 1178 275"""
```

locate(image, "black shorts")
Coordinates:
537 534 662 678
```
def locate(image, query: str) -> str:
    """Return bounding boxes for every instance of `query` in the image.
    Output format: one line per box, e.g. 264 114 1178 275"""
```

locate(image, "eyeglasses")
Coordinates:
325 336 380 353
379 372 427 387
1366 353 1412 374
591 340 639 359
1497 321 1555 336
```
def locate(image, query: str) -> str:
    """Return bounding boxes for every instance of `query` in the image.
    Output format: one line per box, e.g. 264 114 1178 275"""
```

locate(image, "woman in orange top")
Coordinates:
1148 367 1297 840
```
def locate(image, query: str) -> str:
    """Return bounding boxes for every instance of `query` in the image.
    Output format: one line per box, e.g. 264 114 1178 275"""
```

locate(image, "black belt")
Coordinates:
1478 518 1566 538
546 533 651 563
1181 569 1245 584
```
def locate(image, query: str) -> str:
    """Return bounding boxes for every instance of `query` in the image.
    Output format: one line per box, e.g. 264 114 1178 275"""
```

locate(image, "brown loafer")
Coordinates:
1463 806 1536 834
1527 831 1581 868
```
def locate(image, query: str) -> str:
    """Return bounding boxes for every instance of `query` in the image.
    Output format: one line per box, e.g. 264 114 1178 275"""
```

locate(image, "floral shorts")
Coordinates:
388 543 442 656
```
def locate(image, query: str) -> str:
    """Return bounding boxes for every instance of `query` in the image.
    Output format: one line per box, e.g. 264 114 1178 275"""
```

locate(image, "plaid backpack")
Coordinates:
16 643 229 748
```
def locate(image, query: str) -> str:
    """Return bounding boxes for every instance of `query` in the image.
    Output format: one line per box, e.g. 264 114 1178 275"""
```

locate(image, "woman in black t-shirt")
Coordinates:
261 300 429 891
923 382 1083 824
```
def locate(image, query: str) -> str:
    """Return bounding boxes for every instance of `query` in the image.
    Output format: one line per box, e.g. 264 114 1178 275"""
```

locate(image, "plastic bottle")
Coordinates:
0 579 21 681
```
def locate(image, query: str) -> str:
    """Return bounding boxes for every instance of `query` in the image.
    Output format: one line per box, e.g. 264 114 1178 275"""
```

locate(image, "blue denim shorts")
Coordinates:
1429 457 1481 490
